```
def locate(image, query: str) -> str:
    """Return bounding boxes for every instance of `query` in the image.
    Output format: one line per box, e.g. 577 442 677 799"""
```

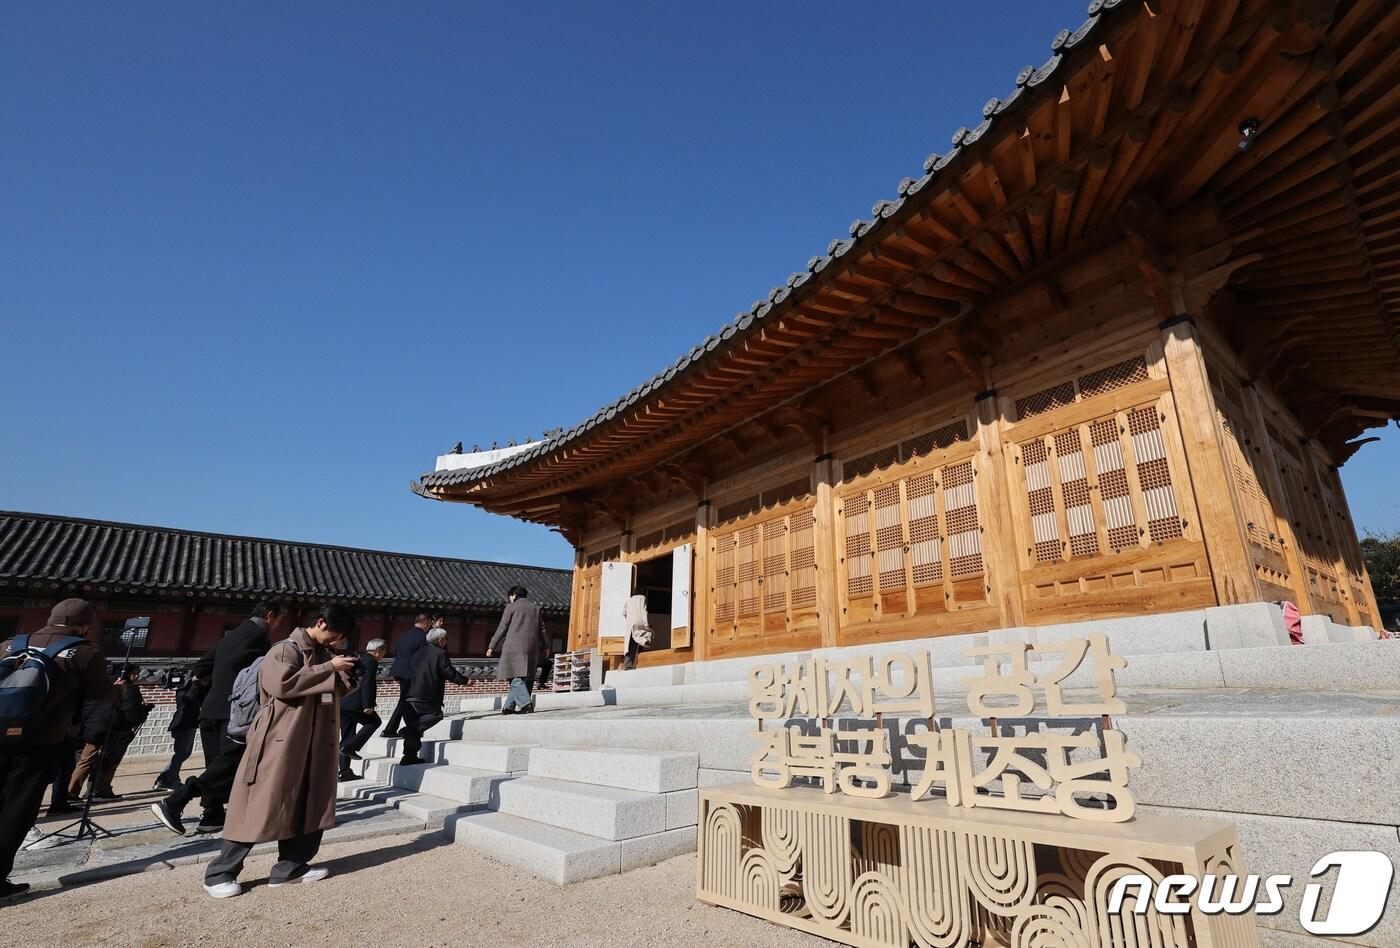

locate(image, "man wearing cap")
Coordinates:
0 599 120 900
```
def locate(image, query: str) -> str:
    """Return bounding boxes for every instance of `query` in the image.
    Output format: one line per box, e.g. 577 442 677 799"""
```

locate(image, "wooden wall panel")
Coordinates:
834 430 1001 645
705 496 822 659
1002 350 1214 621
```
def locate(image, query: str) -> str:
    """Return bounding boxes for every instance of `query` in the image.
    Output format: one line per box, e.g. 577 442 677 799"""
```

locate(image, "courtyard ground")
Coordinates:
4 825 833 948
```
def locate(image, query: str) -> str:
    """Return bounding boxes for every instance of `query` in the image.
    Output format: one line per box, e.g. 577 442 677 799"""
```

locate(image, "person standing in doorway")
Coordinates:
155 671 208 791
486 586 550 715
382 614 431 738
150 601 289 836
202 604 356 898
337 638 386 781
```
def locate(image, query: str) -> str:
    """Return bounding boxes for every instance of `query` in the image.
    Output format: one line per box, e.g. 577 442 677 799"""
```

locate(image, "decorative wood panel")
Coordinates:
1270 430 1349 623
708 497 820 654
569 561 601 652
1004 356 1212 620
1207 370 1294 601
836 442 990 634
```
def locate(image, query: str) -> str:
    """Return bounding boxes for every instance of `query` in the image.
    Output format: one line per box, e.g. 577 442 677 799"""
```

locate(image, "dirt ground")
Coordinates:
4 827 834 948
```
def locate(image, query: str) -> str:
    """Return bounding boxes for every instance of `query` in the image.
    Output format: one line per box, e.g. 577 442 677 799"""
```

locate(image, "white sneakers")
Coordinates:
268 867 330 887
203 867 328 898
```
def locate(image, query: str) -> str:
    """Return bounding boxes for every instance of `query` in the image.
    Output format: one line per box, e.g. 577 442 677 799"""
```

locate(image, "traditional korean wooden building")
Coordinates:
414 0 1394 667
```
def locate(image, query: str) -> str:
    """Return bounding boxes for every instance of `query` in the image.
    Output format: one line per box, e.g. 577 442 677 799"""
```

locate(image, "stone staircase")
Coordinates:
339 734 699 885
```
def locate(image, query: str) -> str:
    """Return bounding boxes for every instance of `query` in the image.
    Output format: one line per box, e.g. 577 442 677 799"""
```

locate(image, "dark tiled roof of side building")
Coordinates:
416 0 1132 492
0 511 572 613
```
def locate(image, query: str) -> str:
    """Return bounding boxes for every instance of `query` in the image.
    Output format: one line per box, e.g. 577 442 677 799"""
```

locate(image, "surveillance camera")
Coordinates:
1237 117 1261 152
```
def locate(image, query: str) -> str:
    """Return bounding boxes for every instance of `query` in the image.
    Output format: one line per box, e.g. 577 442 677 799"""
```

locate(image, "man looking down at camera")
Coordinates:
202 604 355 899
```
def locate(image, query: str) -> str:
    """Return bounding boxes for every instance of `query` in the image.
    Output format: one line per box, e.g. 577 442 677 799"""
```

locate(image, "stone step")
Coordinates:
527 746 698 793
360 759 515 807
450 810 621 885
437 740 535 773
359 734 443 760
494 775 666 840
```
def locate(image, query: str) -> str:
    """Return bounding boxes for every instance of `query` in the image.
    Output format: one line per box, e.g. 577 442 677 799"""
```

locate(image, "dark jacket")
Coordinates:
388 626 429 679
80 681 151 744
0 627 118 746
197 617 271 722
340 653 379 715
405 642 468 710
169 676 209 732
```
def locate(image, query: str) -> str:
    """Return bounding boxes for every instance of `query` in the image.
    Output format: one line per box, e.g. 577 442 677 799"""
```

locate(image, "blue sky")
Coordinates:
3 2 1396 571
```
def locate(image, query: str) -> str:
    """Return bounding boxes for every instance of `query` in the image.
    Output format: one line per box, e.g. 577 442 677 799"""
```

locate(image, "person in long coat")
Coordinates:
202 605 356 899
486 586 550 714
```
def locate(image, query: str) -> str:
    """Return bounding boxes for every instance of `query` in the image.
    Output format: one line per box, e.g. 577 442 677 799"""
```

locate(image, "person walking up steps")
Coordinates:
202 604 356 898
485 586 550 715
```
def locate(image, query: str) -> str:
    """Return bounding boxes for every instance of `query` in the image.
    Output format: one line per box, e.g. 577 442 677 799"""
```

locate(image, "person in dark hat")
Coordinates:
0 599 120 900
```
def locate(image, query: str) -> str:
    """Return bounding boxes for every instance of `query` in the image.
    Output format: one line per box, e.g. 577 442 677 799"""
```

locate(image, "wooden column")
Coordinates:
1159 318 1258 605
1241 381 1314 611
566 548 585 652
975 392 1026 629
176 602 199 655
813 454 842 649
693 500 712 662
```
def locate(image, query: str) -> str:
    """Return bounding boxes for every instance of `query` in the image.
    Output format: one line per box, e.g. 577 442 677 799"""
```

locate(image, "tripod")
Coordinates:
25 622 148 849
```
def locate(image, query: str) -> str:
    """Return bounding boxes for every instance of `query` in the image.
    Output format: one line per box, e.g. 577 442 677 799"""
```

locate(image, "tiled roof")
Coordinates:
416 0 1133 492
0 511 572 613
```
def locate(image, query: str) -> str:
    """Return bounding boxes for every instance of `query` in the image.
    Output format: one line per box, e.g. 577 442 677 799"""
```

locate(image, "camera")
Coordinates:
337 649 363 689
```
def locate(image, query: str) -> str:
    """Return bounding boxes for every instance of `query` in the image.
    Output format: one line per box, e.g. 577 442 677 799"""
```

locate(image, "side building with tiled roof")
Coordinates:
0 510 571 664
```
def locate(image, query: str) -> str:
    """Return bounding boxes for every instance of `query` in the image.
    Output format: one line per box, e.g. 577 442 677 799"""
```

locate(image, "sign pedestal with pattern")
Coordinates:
695 639 1260 947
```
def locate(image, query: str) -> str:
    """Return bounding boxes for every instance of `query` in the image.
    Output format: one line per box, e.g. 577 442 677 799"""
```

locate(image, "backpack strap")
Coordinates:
9 634 28 654
38 636 85 658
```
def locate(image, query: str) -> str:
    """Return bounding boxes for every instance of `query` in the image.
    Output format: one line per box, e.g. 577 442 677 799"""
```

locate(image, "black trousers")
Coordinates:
400 703 442 760
205 829 323 886
383 678 411 735
169 721 245 817
339 710 380 774
0 744 63 880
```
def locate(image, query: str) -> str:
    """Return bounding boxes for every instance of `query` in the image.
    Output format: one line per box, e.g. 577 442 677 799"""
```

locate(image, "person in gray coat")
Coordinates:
486 586 550 714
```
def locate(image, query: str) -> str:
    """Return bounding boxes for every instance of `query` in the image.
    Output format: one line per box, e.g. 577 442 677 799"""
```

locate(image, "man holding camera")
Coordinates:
337 638 386 782
203 604 356 897
0 599 120 900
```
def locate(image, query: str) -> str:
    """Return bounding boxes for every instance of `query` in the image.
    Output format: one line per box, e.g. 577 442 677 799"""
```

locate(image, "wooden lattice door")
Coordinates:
569 562 601 651
836 446 988 632
1005 353 1212 617
1272 433 1348 622
707 500 819 654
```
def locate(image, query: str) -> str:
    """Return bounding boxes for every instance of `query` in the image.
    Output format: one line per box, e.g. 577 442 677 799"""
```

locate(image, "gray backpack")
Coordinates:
227 641 301 739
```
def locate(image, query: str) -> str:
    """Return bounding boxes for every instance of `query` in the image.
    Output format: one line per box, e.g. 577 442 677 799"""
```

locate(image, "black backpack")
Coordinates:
0 634 85 743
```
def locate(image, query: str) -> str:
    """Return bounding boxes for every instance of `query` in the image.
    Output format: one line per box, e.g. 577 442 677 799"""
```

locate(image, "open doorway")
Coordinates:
633 554 673 650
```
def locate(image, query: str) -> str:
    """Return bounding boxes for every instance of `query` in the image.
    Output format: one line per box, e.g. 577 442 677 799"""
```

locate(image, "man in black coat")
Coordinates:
399 628 468 766
150 601 289 836
338 638 387 781
154 671 209 791
382 613 432 737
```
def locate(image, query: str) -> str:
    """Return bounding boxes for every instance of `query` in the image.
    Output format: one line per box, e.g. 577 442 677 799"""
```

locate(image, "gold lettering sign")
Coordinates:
746 634 1141 822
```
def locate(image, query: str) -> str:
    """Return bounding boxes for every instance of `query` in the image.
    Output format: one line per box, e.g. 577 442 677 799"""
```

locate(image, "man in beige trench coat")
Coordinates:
203 604 356 898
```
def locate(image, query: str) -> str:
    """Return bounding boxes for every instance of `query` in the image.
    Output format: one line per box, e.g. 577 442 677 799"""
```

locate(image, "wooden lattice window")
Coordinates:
842 418 970 482
709 502 818 642
789 510 817 609
1015 356 1150 421
1013 395 1187 567
838 448 983 624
